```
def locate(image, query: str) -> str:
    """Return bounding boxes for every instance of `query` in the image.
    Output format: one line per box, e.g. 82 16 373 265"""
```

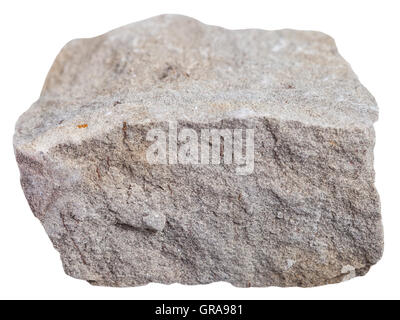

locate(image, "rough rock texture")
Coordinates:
14 14 383 287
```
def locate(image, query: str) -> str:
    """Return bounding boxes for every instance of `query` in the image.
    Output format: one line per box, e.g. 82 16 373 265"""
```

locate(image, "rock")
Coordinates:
143 213 166 232
14 14 383 287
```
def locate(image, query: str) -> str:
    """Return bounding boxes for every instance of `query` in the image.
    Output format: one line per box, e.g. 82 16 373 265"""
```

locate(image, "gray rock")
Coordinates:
143 213 166 232
14 14 383 287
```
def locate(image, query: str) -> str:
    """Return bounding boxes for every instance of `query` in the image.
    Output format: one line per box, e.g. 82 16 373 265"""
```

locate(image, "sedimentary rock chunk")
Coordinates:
14 14 383 287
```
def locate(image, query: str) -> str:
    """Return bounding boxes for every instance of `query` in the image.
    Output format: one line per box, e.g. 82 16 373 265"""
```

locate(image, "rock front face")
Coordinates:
14 15 383 287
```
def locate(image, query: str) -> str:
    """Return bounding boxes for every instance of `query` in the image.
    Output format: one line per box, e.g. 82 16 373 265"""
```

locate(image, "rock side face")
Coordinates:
14 14 383 287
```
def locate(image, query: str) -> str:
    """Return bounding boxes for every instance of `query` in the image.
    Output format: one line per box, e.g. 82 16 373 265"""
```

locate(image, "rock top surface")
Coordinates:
15 15 378 152
14 15 383 287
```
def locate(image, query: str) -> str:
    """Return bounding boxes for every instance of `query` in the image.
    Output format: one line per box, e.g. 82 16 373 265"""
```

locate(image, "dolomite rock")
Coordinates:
14 14 383 287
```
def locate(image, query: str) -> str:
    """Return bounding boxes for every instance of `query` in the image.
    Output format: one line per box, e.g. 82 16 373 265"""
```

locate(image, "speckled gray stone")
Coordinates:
14 14 383 287
143 213 166 232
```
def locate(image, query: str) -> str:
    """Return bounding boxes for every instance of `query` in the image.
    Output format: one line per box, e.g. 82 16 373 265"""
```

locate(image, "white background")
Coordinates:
0 0 399 300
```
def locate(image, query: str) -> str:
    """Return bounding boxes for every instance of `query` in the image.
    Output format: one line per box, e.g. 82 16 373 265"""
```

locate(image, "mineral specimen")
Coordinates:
14 14 383 287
